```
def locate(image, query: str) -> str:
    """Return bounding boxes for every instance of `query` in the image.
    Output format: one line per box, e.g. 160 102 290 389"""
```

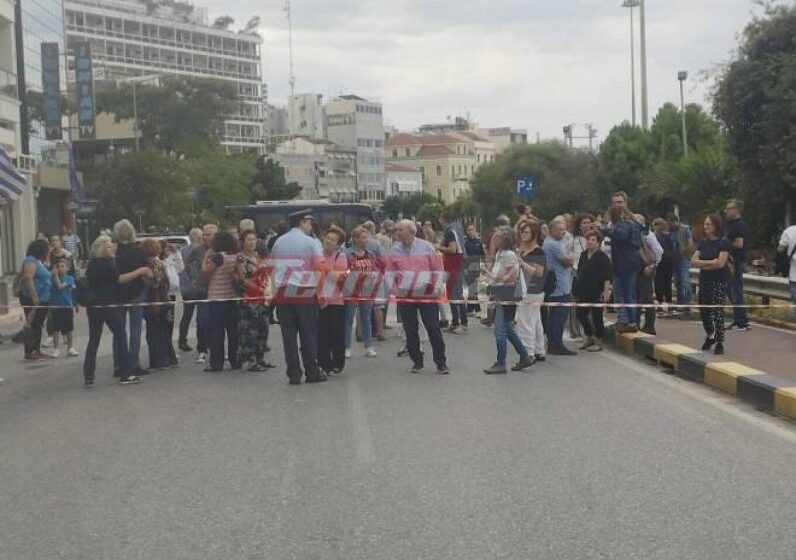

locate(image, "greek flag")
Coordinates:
0 145 27 202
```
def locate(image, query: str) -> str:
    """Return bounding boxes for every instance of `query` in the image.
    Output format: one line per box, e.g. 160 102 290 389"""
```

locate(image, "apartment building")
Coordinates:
0 0 38 310
64 0 265 153
385 131 496 204
273 137 357 203
287 93 325 140
325 95 385 204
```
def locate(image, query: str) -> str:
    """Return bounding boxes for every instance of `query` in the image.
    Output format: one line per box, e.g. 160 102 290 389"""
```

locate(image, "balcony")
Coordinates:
0 68 17 100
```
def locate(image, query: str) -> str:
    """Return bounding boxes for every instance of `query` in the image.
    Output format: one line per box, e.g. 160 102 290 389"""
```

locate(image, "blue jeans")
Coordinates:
674 259 692 306
546 294 571 350
345 302 373 349
613 271 637 325
494 305 529 365
727 267 748 327
448 267 468 327
114 293 145 371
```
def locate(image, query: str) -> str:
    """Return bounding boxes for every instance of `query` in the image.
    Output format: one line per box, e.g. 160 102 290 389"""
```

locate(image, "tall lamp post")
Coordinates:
116 74 161 152
621 0 640 127
639 0 649 129
678 70 689 157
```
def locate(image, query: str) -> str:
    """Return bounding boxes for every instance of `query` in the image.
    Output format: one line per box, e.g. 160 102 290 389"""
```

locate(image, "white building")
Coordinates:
288 93 325 140
273 137 357 203
0 0 38 312
386 163 422 198
64 0 266 153
325 95 385 204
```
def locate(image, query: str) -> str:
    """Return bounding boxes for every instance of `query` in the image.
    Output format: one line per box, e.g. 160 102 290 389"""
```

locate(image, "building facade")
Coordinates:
385 163 422 198
385 132 494 204
64 0 265 153
325 95 385 204
1 0 38 311
287 93 324 140
272 136 357 203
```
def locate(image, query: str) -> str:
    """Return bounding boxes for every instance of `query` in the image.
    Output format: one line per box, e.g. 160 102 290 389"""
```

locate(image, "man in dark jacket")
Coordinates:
113 219 149 375
603 204 642 333
464 223 485 314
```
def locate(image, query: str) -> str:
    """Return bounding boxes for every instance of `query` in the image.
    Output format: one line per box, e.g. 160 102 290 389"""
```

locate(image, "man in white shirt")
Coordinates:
635 214 664 334
778 225 796 321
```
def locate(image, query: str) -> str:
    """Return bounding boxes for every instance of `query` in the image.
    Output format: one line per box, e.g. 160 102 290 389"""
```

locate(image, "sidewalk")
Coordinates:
652 315 796 383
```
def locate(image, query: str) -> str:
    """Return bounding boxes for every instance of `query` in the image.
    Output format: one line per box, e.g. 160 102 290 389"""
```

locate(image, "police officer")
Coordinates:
270 210 327 385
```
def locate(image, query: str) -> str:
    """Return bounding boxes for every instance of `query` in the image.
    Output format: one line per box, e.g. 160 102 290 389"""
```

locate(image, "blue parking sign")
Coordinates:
516 176 536 199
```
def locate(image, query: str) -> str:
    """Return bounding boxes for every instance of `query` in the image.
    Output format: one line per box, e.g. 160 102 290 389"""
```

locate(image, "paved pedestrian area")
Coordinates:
651 314 796 382
1 317 796 560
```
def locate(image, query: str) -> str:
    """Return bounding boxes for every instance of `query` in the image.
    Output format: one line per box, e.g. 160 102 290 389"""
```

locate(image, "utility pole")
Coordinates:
284 0 296 98
639 0 649 129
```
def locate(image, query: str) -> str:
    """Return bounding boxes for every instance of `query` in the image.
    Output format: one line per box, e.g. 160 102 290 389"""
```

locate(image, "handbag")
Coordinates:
486 251 523 302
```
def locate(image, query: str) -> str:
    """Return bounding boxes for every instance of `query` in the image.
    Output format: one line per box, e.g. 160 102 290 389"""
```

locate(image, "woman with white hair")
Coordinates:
83 235 152 387
481 226 535 374
112 219 149 376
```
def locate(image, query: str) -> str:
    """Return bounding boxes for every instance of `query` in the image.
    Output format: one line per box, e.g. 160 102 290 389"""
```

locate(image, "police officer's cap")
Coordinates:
288 209 316 225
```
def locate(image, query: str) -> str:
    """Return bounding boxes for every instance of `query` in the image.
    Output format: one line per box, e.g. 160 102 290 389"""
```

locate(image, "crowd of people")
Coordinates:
11 193 796 388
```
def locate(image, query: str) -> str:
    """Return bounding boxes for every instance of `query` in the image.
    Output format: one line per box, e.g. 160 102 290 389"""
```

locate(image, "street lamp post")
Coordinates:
639 0 649 129
116 74 161 152
678 70 689 157
622 0 640 127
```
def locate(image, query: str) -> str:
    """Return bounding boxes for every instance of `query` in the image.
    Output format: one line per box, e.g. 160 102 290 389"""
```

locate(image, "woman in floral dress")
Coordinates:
236 229 274 372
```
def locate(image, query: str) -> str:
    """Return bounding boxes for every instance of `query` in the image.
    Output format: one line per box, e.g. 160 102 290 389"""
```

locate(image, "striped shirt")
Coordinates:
207 253 238 301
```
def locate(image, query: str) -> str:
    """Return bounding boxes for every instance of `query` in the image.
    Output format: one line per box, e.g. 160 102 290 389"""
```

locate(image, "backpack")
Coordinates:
775 243 796 278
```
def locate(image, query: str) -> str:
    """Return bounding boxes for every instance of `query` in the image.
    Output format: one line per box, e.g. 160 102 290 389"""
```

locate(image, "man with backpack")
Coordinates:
778 224 796 321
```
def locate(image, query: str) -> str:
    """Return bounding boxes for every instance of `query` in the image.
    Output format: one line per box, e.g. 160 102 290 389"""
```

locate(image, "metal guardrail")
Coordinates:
689 269 791 304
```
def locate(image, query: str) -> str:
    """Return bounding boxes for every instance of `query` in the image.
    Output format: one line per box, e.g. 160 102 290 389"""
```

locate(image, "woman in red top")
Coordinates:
345 226 378 358
236 229 274 372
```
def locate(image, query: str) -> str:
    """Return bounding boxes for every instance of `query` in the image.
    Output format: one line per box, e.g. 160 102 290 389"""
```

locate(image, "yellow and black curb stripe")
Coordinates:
604 327 796 422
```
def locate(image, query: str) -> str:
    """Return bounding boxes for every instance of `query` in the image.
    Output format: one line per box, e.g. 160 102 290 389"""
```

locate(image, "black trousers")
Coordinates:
178 300 195 346
318 305 346 372
21 298 48 355
637 271 656 330
84 307 129 382
146 304 177 369
398 302 447 369
208 301 240 370
277 302 321 382
576 304 605 339
655 260 674 305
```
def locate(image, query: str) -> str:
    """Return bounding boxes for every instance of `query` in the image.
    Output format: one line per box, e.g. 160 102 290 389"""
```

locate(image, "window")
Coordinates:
436 165 442 177
375 140 383 147
419 166 425 177
392 149 398 158
451 165 455 176
477 154 481 163
405 148 410 157
437 188 442 200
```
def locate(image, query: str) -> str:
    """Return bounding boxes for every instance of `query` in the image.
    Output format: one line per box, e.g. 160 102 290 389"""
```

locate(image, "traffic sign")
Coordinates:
516 176 536 199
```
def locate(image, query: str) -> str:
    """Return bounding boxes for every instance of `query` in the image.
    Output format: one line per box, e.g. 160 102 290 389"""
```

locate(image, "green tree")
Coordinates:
252 157 301 202
183 152 256 225
212 15 234 29
596 123 654 204
417 201 445 226
381 192 437 220
91 150 192 230
96 76 236 156
471 142 599 225
713 1 796 243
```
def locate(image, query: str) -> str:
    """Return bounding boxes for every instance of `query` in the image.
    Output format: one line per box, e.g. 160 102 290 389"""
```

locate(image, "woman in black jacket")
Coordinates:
82 235 152 387
575 230 612 352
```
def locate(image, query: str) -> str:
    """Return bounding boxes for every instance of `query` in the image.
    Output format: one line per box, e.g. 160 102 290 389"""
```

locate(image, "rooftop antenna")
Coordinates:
284 0 296 98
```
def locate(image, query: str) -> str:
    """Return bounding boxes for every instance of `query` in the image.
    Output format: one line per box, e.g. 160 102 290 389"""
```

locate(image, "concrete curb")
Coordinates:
606 327 796 423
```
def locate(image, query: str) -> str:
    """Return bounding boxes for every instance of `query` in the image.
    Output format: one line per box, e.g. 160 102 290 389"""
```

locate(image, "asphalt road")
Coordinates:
1 316 796 560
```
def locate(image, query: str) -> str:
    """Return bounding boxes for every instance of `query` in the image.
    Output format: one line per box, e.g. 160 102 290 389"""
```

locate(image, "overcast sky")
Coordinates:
205 0 762 146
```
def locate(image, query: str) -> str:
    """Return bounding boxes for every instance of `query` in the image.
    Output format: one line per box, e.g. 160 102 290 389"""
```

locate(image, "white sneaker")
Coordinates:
196 352 207 364
365 347 378 358
51 349 60 358
67 347 79 357
42 337 53 348
345 348 352 359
